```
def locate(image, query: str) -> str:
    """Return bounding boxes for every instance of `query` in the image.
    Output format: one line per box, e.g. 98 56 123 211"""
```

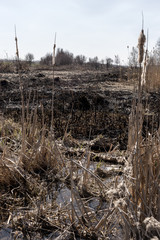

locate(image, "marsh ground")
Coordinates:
0 66 160 239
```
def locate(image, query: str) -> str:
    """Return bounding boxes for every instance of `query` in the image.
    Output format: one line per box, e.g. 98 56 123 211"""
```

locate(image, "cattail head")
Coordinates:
52 44 56 65
52 34 56 66
138 29 146 64
14 26 19 59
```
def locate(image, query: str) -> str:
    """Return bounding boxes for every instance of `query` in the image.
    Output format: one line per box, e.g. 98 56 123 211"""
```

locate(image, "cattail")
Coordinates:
14 25 19 60
52 33 56 66
138 29 146 64
51 33 56 133
52 43 56 66
141 49 149 85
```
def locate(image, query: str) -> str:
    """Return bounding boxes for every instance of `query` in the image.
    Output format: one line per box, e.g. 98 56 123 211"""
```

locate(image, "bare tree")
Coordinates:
88 56 99 69
129 47 138 68
25 53 34 65
152 39 160 65
56 48 74 65
114 55 120 65
40 53 52 66
74 55 86 65
106 57 113 69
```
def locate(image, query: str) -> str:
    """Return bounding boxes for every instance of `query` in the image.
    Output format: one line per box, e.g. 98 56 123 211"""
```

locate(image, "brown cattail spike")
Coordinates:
138 30 146 64
52 33 56 66
14 25 19 59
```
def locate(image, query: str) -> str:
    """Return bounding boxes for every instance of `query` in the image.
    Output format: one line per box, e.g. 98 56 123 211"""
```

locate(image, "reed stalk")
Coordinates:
14 26 26 160
126 27 160 238
51 33 56 137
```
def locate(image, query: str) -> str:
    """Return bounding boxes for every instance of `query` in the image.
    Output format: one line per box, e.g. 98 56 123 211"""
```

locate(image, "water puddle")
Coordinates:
56 186 71 207
0 228 13 240
0 160 123 239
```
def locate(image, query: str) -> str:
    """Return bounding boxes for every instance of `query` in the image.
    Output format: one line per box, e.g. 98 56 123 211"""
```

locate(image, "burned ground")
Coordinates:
0 67 160 150
0 67 160 239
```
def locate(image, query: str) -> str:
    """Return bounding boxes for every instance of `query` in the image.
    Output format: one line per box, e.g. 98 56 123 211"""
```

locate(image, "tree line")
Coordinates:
39 48 115 68
38 38 160 68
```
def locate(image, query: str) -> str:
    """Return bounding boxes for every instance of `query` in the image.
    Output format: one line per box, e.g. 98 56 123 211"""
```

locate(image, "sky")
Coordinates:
0 0 160 64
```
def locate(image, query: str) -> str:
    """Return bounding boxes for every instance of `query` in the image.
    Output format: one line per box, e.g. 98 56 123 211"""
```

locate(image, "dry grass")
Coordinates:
0 115 119 239
1 27 160 239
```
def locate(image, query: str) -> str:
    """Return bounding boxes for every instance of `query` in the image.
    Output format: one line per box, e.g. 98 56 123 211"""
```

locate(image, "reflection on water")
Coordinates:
0 228 13 240
56 186 71 206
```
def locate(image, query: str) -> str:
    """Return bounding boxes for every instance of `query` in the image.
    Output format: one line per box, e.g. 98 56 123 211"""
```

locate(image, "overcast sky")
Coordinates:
0 0 160 63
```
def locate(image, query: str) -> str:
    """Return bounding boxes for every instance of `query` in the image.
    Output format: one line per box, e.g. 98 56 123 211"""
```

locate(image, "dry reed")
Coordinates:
1 22 160 240
122 28 160 239
51 33 56 135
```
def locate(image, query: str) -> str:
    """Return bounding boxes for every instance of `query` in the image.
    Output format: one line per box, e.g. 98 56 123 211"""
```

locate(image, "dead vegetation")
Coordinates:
1 29 160 240
0 113 126 239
